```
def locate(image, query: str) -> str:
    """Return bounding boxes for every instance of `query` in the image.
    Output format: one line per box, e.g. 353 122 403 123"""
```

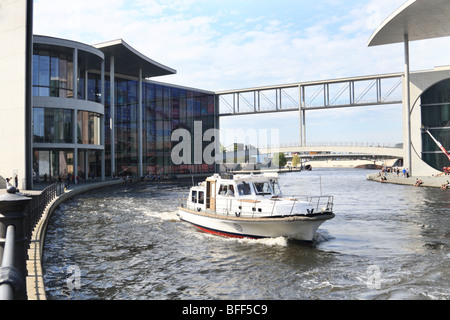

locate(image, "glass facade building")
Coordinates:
31 36 216 185
421 79 450 171
104 78 215 176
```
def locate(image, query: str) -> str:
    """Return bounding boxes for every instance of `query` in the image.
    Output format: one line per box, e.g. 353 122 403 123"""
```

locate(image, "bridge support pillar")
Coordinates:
299 85 306 147
404 33 412 176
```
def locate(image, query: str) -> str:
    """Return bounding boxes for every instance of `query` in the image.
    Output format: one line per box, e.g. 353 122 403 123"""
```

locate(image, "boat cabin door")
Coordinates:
206 180 216 211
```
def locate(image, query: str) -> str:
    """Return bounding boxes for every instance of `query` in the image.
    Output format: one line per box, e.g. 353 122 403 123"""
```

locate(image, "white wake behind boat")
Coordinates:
177 173 335 241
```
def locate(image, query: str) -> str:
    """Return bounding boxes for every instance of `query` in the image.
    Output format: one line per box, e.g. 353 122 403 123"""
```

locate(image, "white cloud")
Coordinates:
33 0 447 145
33 0 409 90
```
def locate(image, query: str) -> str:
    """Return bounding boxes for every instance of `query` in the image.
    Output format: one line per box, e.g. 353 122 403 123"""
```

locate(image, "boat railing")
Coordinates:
180 193 334 218
306 195 334 212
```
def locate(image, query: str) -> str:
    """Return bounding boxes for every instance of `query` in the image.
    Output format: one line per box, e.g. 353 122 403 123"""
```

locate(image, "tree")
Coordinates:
273 153 287 168
292 154 300 167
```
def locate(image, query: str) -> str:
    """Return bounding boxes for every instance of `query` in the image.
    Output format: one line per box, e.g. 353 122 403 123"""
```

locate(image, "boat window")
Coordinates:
254 182 272 195
227 185 235 197
191 190 197 203
198 191 204 204
237 182 252 196
218 184 235 197
218 185 227 195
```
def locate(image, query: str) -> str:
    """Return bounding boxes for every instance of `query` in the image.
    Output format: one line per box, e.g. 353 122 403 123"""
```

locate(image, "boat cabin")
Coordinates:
186 173 282 213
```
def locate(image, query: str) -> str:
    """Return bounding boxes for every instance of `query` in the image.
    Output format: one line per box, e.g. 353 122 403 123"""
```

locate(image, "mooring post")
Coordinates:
0 187 32 300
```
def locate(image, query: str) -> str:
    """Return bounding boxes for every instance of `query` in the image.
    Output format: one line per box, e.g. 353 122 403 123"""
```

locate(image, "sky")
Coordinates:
33 0 450 147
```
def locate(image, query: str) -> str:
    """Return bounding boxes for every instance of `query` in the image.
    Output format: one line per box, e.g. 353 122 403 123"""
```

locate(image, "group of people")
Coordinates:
379 166 410 180
441 180 450 190
391 166 410 178
119 173 172 183
140 174 171 181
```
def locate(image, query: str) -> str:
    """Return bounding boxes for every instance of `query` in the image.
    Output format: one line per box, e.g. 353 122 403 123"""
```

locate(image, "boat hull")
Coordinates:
178 207 334 241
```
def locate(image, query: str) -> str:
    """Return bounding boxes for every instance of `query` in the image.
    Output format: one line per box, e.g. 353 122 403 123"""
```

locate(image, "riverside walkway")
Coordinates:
366 172 450 188
21 179 123 300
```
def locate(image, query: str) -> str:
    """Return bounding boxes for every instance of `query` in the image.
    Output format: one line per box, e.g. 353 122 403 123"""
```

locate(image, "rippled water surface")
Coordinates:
43 169 449 300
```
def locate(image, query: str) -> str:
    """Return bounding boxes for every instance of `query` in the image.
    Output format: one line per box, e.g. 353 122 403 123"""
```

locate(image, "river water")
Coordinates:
42 169 449 300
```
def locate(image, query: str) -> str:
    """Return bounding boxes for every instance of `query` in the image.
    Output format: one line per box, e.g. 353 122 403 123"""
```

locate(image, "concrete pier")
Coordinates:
367 172 450 189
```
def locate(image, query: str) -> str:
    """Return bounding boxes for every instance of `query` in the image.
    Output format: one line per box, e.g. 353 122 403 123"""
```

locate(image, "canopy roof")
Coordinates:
95 39 176 78
368 0 450 47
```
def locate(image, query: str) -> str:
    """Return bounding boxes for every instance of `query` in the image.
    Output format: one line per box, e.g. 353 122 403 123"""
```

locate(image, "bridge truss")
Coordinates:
217 72 403 115
216 72 404 146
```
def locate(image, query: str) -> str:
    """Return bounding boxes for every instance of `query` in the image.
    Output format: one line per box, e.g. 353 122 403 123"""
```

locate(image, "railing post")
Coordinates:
0 187 32 300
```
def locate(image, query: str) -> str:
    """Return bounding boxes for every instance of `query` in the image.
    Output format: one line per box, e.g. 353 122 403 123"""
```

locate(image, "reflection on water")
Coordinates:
43 169 449 300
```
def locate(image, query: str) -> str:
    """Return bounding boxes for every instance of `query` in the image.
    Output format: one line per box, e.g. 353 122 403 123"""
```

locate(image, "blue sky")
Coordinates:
33 0 450 146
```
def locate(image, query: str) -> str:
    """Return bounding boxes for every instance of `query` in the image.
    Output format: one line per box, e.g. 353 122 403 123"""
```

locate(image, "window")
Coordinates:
33 108 73 143
87 73 102 102
33 50 74 98
191 190 197 203
77 111 101 145
271 180 282 196
421 79 450 171
33 108 45 142
254 182 272 195
237 182 252 196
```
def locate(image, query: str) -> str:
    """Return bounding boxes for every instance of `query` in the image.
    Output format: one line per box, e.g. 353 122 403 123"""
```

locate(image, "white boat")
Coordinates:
177 173 334 241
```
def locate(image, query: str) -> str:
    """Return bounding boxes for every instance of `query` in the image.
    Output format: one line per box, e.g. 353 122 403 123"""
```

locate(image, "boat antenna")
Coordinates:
191 170 194 186
319 175 323 196
274 178 289 197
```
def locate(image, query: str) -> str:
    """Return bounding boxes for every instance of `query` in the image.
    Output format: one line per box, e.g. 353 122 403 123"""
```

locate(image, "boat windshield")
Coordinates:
271 180 282 196
253 182 273 196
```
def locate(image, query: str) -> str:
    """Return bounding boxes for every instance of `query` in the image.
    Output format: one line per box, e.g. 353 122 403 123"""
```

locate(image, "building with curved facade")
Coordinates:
32 36 105 183
31 35 216 187
369 0 450 176
407 67 450 176
421 79 450 171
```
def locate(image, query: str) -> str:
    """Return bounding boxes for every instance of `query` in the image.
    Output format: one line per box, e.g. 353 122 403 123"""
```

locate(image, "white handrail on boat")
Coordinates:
180 194 334 218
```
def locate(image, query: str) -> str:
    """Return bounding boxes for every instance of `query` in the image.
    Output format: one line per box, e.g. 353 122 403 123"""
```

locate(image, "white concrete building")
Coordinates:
369 0 450 176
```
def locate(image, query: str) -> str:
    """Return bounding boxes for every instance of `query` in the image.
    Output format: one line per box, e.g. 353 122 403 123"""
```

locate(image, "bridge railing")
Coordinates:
217 73 403 116
259 141 403 149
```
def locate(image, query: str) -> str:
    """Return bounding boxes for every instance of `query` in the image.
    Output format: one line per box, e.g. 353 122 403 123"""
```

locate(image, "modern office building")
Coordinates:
1 1 217 190
31 35 216 186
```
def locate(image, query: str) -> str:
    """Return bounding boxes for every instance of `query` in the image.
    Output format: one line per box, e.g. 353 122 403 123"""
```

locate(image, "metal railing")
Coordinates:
0 226 20 300
307 196 334 213
0 182 64 300
181 194 334 218
24 182 65 242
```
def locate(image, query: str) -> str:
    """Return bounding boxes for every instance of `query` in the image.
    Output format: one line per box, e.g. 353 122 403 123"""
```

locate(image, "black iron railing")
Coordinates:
0 182 64 300
24 182 65 242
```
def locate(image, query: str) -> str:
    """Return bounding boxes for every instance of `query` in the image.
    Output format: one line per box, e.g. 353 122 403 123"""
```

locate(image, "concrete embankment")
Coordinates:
366 172 450 188
303 159 394 169
26 179 123 300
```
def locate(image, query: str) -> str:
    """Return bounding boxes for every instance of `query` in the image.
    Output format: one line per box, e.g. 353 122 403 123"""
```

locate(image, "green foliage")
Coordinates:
292 154 300 167
273 152 287 167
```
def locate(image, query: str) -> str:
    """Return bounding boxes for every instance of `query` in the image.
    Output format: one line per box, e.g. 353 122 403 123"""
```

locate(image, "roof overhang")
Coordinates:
94 39 176 78
34 35 105 70
368 0 450 47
